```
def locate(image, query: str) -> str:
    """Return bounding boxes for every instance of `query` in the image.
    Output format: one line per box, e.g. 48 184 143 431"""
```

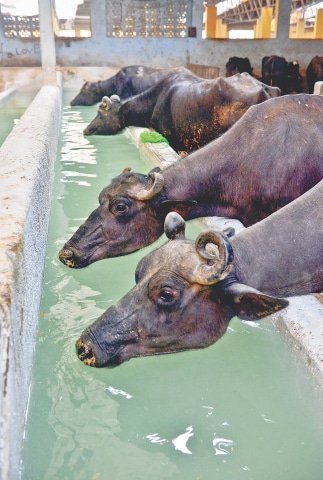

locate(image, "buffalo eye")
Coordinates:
116 204 127 213
155 285 182 308
110 198 131 219
159 288 174 303
148 274 186 309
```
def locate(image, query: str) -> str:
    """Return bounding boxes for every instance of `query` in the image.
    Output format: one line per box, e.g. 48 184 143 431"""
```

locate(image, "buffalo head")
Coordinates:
76 213 288 367
83 95 123 135
70 81 104 106
58 168 195 268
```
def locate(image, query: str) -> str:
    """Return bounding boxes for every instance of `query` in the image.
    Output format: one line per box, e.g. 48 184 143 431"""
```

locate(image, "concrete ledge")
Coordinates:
0 73 63 480
275 295 323 384
0 88 16 106
127 127 181 168
140 140 181 168
0 68 43 93
314 81 323 95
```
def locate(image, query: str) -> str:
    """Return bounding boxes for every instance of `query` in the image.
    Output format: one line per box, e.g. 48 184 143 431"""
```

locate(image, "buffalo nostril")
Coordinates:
83 127 96 136
58 248 75 268
76 338 97 366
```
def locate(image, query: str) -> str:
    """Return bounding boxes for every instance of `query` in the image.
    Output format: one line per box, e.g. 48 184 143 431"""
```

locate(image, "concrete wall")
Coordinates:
0 0 323 76
0 75 62 480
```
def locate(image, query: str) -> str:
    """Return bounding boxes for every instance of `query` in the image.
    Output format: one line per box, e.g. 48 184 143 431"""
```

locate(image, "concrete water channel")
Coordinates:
0 69 322 479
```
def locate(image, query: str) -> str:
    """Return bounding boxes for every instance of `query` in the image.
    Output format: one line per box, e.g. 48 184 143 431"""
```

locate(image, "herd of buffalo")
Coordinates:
59 56 323 368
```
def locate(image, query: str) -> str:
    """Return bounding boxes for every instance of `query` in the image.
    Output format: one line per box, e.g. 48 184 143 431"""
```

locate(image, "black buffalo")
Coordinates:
70 65 182 106
59 94 323 269
76 178 323 367
83 71 280 152
226 56 253 76
306 56 323 94
262 55 303 94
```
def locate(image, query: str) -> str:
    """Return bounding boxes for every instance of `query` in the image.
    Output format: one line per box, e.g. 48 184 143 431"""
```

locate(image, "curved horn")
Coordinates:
110 94 121 103
101 96 112 109
131 171 164 201
193 231 234 285
164 212 186 240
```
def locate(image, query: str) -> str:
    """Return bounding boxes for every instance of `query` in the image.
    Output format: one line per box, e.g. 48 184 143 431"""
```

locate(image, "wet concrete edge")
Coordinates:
0 74 63 480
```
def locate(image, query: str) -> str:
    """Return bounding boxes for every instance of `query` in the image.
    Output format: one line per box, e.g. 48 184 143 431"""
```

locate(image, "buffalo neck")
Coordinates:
230 181 323 298
161 135 242 220
158 94 323 227
122 82 168 128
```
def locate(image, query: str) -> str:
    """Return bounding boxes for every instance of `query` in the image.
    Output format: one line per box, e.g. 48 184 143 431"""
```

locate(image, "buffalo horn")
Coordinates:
110 94 121 103
101 96 112 109
131 171 164 200
193 231 234 285
164 212 186 240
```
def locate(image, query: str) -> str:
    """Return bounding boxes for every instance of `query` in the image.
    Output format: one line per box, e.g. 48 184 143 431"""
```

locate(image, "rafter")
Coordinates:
210 0 323 25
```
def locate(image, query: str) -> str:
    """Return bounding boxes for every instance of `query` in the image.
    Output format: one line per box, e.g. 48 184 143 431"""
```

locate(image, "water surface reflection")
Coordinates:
21 101 323 480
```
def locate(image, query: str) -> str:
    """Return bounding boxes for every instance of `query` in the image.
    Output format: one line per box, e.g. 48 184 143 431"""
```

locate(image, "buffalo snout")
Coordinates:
76 325 128 368
76 336 98 367
58 244 91 268
83 125 97 135
58 246 77 268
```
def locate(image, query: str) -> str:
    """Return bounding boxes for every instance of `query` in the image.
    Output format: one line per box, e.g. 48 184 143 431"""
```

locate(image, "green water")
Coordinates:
0 91 36 146
21 100 323 480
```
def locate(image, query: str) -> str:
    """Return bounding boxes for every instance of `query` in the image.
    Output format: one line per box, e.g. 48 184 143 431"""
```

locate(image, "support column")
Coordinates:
205 6 217 39
314 9 323 39
295 19 305 39
255 7 273 39
275 0 291 42
38 0 57 84
90 0 107 40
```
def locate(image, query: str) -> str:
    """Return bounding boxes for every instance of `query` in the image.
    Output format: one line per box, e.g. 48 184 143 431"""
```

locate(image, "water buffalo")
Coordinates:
286 60 303 94
225 56 253 76
83 71 280 152
76 178 323 367
262 55 303 94
59 94 323 270
306 56 323 94
70 65 182 106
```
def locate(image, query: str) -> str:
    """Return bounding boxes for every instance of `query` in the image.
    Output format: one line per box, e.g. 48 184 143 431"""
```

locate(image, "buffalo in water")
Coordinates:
59 94 323 269
76 179 323 367
70 65 181 106
83 71 280 152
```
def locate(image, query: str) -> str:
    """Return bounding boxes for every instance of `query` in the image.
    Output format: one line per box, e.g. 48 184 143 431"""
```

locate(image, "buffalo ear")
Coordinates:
157 199 197 218
221 283 289 320
149 166 162 174
223 227 235 238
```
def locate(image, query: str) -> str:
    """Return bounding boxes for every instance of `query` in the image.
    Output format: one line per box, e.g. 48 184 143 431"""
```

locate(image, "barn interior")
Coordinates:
0 1 323 480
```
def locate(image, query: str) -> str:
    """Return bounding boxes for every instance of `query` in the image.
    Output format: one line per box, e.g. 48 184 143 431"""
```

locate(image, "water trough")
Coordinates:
0 69 322 480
